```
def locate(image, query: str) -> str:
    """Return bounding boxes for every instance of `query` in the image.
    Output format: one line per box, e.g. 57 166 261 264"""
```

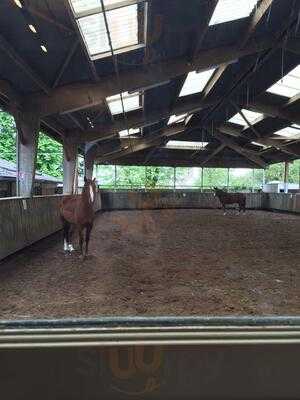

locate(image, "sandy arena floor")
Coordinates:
0 209 299 319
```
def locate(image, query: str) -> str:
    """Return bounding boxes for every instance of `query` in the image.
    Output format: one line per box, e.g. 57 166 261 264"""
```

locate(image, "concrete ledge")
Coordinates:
101 190 266 210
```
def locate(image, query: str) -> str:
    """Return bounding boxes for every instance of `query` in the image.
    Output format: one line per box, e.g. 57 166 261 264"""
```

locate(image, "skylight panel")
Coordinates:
273 124 300 140
165 141 208 150
119 128 140 137
179 69 216 97
107 91 141 115
71 0 130 15
70 0 147 59
267 65 300 98
229 109 263 127
209 0 257 25
167 114 187 125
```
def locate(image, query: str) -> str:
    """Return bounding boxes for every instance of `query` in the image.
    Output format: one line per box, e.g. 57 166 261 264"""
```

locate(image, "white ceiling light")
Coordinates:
273 124 300 140
179 69 216 97
14 0 23 8
267 65 300 98
28 24 37 33
165 141 208 150
229 109 263 127
107 91 142 115
41 45 48 53
119 128 140 137
209 0 257 25
167 114 187 125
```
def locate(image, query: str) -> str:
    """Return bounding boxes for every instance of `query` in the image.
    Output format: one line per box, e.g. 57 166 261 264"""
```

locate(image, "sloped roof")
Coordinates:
0 158 61 183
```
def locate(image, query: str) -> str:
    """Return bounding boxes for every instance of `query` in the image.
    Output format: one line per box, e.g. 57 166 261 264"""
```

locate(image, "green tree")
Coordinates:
36 133 63 178
0 110 63 178
0 111 17 162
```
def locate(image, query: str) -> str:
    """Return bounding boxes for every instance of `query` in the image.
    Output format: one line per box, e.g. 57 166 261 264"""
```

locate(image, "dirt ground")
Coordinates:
0 209 299 319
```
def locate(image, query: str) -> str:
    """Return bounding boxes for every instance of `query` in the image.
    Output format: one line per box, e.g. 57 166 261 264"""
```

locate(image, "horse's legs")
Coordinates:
62 217 70 251
85 223 93 256
78 226 84 255
68 225 75 251
222 203 227 215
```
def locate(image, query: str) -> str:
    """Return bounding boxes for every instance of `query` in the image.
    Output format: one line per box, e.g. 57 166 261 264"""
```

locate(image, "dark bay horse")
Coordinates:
60 177 97 257
213 187 246 214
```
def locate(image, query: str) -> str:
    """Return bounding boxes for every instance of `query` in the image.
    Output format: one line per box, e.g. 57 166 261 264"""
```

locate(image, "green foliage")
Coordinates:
36 133 63 178
0 110 63 178
202 168 228 188
0 111 17 162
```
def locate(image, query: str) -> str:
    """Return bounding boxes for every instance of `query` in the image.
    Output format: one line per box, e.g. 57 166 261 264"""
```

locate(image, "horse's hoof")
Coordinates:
68 244 75 252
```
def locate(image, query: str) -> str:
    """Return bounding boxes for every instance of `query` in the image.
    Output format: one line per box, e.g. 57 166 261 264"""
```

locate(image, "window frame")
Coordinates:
69 0 148 60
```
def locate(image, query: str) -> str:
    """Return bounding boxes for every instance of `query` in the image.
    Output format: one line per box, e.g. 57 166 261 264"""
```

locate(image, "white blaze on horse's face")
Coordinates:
89 184 94 203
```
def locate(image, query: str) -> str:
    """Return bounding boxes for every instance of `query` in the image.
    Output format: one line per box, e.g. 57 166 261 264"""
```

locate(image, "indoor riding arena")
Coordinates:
0 0 300 321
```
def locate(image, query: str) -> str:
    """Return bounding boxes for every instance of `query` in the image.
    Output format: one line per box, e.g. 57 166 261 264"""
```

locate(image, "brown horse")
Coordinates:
60 177 97 257
213 187 246 214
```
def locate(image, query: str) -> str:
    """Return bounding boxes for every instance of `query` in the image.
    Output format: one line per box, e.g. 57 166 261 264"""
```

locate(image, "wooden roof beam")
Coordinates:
93 124 185 163
200 144 226 166
240 0 274 48
79 96 216 143
213 131 267 168
23 35 275 117
218 123 300 158
245 99 300 125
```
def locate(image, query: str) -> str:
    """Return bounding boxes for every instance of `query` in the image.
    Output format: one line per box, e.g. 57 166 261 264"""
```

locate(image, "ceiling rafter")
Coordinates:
52 39 79 88
23 35 277 116
213 131 267 168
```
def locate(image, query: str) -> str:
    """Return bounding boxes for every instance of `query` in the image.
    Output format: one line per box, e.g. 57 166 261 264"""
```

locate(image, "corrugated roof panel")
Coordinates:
107 91 141 114
229 109 263 127
267 65 300 98
78 4 138 57
179 69 216 97
274 124 300 139
209 0 257 25
70 0 121 14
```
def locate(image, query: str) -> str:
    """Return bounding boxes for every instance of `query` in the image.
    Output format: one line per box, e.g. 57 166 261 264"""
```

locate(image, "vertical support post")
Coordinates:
227 168 230 191
85 160 94 180
284 161 289 194
15 112 40 198
114 165 117 191
16 129 20 197
201 168 204 192
252 169 255 193
262 169 266 189
63 136 78 195
173 167 176 192
84 144 94 181
298 161 300 191
145 166 147 192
